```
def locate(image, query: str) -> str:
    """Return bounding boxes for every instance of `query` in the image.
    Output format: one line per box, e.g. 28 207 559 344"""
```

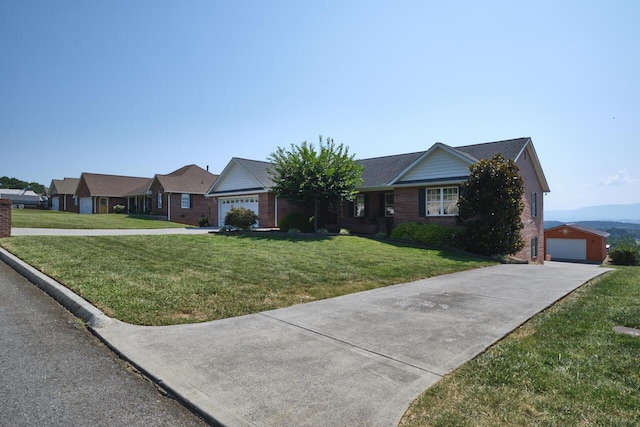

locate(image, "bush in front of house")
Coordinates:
390 222 462 248
278 212 313 233
609 241 640 266
113 204 126 214
224 207 259 231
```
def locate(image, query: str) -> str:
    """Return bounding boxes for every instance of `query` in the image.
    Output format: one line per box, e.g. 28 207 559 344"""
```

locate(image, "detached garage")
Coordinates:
545 224 610 263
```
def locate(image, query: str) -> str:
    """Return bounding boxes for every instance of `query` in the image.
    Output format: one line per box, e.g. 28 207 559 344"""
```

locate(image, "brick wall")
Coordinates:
515 149 545 264
168 193 211 226
0 199 11 238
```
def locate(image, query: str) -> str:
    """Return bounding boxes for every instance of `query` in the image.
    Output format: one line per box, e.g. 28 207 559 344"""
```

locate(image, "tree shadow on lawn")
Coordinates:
212 231 492 263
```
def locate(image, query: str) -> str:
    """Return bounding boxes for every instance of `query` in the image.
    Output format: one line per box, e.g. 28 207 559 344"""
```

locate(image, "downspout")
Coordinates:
274 195 278 227
167 192 171 222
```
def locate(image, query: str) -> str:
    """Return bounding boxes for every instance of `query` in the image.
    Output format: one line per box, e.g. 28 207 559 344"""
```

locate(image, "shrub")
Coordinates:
609 242 640 266
339 228 350 235
316 228 329 235
113 204 126 214
224 207 259 231
288 228 301 235
390 222 462 248
198 216 209 227
278 212 313 233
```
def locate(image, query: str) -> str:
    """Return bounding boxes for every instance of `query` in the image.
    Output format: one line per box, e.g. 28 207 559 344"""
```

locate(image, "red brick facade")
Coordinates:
208 193 310 228
149 181 212 227
0 199 11 238
514 149 545 264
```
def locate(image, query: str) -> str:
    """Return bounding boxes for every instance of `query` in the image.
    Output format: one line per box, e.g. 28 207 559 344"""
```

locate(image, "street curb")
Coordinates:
0 247 112 329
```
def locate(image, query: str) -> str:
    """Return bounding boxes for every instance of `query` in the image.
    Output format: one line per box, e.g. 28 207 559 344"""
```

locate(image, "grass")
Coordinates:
0 234 494 325
10 209 187 229
399 266 640 426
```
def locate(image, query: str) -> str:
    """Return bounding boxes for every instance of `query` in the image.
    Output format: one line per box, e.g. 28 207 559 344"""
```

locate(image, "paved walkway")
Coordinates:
1 244 611 427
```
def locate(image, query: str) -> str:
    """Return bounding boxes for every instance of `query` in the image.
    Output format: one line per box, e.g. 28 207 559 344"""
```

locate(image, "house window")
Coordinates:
157 192 163 209
385 193 394 217
354 194 366 217
531 191 538 217
181 193 191 209
426 187 459 216
531 237 539 258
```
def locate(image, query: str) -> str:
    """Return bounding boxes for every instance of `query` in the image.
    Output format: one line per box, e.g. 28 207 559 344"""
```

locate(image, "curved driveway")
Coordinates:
2 230 611 427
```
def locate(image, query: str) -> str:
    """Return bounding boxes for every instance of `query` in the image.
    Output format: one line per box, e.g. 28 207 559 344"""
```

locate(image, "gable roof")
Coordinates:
208 137 549 195
453 137 530 162
206 158 274 195
153 164 218 194
358 151 426 189
545 223 610 238
50 177 80 195
79 173 152 197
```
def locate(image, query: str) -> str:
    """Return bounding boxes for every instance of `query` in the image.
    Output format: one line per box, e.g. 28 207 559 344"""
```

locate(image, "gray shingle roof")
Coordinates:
453 137 530 162
233 158 276 188
359 151 425 188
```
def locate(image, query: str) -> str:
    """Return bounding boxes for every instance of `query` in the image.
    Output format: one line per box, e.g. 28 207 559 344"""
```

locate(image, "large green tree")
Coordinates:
268 136 364 231
457 154 525 257
0 176 45 194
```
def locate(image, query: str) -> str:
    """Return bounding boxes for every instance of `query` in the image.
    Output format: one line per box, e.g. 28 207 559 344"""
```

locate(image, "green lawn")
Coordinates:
10 209 186 229
399 266 640 426
0 234 494 325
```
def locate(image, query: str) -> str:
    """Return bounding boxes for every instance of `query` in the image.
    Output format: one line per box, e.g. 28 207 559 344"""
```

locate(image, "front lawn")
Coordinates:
399 266 640 426
0 234 494 325
10 209 186 229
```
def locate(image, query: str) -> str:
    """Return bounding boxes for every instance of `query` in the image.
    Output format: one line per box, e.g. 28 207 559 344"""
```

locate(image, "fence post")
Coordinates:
0 199 11 238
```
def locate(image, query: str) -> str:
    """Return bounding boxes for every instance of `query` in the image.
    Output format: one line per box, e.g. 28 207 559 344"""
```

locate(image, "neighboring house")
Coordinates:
206 137 550 263
148 164 218 226
206 158 307 228
545 224 610 263
75 172 152 214
49 177 80 212
0 189 43 208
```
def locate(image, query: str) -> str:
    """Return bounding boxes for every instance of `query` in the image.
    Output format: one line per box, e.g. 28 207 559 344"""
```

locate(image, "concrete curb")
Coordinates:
0 247 112 329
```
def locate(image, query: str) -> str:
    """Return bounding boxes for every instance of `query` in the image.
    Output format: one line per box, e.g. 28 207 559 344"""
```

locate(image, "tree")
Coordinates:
268 136 364 231
457 154 525 257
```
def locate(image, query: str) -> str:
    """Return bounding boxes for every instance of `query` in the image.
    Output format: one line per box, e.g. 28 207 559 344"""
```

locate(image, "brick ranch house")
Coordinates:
75 172 153 214
49 177 80 212
148 164 218 226
206 137 550 263
72 166 217 226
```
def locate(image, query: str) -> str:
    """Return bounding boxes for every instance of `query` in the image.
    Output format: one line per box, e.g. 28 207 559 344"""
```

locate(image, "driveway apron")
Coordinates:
91 262 609 427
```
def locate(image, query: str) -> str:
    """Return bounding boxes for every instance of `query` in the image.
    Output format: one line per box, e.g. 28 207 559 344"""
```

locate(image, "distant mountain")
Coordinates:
544 220 640 231
545 203 640 224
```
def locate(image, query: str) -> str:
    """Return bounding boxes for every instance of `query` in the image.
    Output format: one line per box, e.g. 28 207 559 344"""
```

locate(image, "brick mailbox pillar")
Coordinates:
0 199 11 238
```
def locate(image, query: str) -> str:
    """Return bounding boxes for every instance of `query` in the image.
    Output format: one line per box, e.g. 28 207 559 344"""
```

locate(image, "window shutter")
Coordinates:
364 194 370 217
189 194 194 209
418 188 426 217
348 201 354 218
379 193 385 217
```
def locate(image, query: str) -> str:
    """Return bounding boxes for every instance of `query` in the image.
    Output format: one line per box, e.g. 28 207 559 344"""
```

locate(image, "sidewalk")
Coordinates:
0 246 611 427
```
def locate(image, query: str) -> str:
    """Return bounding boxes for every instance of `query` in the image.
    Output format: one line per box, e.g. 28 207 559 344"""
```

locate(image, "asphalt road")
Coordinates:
0 261 208 427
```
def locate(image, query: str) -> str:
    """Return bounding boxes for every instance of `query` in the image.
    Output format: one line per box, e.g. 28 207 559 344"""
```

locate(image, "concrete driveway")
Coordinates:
1 247 610 427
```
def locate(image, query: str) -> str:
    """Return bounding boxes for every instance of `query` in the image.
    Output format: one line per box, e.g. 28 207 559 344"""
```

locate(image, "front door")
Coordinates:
99 197 108 214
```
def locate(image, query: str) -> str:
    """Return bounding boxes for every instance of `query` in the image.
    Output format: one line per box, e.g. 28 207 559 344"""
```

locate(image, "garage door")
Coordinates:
219 196 259 227
52 198 60 211
79 197 93 214
547 238 587 261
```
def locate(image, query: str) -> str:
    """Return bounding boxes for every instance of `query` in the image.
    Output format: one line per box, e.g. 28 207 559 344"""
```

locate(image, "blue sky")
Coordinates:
1 1 638 211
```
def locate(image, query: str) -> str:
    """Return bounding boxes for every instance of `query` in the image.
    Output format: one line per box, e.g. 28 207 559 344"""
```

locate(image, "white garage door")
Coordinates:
52 198 60 211
219 195 259 227
79 197 93 214
547 238 587 261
